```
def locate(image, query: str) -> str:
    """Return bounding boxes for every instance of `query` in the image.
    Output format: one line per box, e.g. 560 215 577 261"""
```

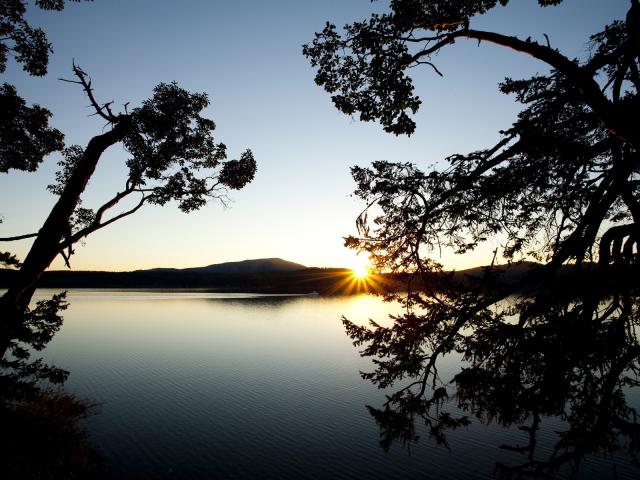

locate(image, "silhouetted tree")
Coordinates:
0 287 104 480
0 3 256 352
0 65 257 345
306 0 640 474
1 2 95 174
1 1 82 274
1 6 254 477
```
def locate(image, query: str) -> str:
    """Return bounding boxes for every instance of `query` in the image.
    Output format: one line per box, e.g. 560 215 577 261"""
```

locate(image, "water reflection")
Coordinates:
0 292 104 479
35 291 409 480
345 275 640 478
4 288 638 478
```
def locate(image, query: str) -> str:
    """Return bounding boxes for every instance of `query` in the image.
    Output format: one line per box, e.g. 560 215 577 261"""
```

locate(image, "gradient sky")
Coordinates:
0 0 629 271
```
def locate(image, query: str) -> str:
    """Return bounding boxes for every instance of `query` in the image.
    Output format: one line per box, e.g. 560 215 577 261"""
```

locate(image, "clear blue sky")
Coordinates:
0 0 629 271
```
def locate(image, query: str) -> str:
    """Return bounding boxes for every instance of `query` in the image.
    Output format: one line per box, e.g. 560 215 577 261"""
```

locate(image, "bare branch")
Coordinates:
59 61 119 123
414 60 443 76
58 78 82 85
0 232 38 241
60 249 72 269
60 194 149 250
90 196 147 231
92 187 135 226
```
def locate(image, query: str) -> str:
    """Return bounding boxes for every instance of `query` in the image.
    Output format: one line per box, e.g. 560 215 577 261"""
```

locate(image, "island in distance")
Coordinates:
0 258 388 295
145 258 307 275
0 258 604 295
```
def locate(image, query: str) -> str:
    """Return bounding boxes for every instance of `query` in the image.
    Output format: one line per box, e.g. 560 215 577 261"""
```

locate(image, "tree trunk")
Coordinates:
0 120 130 347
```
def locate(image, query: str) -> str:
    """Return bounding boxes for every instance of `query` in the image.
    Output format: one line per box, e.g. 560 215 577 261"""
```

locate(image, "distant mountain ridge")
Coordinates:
1 259 625 295
140 258 306 274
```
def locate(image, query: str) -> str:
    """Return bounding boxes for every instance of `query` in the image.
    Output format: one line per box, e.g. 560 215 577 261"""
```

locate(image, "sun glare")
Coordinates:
349 255 371 279
322 254 385 295
352 265 369 279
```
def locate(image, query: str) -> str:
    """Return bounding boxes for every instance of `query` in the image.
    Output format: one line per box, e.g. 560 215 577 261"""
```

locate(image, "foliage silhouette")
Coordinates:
1 1 86 274
306 0 640 476
1 1 91 174
344 281 640 476
1 387 105 480
1 7 104 477
0 67 257 317
1 4 257 349
0 291 105 479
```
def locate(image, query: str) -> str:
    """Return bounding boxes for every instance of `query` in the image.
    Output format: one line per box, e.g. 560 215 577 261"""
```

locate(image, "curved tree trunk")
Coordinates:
0 120 130 349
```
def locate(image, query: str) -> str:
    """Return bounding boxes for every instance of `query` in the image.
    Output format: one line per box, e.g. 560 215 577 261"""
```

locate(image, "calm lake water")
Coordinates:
33 289 639 479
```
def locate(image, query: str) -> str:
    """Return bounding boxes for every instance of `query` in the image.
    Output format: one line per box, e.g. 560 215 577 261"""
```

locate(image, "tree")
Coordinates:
0 2 256 356
0 6 256 475
2 65 256 315
1 1 98 175
1 0 80 268
305 0 640 474
0 1 83 383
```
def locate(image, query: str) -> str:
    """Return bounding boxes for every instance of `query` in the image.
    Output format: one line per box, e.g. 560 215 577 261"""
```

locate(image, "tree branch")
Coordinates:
0 232 38 241
60 249 72 269
408 29 637 146
60 61 119 123
92 187 135 226
60 194 148 250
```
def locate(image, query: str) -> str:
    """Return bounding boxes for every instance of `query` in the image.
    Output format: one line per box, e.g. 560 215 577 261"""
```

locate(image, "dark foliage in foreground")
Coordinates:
306 0 640 476
1 5 105 478
0 291 104 479
1 388 104 480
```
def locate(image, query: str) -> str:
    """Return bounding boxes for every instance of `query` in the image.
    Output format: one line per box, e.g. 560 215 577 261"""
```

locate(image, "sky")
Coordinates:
0 0 630 271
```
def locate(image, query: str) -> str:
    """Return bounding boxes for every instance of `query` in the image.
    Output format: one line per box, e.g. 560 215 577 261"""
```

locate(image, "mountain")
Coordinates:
1 259 620 295
136 258 306 274
180 258 306 274
0 258 339 293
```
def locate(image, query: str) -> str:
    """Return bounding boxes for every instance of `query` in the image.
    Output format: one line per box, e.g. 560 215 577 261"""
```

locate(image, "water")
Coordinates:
32 289 640 479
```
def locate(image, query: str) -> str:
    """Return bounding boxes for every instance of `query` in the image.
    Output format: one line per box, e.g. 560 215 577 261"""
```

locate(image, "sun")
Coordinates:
352 264 369 279
324 254 383 295
349 255 371 279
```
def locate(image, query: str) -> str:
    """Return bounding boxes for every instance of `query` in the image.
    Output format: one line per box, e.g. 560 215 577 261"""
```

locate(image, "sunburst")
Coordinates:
352 265 369 279
348 254 371 279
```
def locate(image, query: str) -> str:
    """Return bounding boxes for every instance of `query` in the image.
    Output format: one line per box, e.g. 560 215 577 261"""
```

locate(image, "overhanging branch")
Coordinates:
408 28 636 146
